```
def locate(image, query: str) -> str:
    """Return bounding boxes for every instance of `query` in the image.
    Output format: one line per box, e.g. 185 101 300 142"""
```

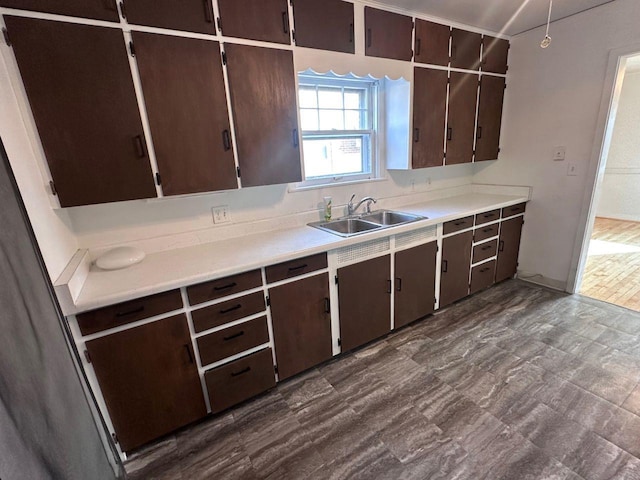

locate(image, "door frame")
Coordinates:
568 43 640 293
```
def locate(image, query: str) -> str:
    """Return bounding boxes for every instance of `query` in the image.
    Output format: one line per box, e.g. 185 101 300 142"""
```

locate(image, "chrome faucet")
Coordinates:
347 194 377 215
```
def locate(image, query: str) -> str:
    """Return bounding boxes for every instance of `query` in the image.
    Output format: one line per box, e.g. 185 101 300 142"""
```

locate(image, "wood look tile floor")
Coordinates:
581 217 640 312
125 280 640 480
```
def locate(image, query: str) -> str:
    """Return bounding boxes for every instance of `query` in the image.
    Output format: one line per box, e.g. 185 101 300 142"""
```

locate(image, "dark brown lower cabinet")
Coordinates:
338 255 391 352
86 315 206 452
269 273 332 380
496 216 524 283
394 242 438 329
470 260 496 294
440 231 473 307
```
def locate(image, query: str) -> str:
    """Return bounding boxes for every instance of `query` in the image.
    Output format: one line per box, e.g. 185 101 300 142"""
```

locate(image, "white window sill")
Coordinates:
288 176 388 193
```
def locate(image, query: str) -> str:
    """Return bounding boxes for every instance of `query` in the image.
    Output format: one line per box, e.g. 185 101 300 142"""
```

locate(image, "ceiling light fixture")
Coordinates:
540 0 553 48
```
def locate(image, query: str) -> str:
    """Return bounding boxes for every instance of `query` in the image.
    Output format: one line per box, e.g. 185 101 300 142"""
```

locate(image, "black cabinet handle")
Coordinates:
454 220 466 226
481 245 493 251
447 127 453 141
367 28 372 48
231 366 251 377
499 240 505 252
288 263 307 272
387 280 392 294
293 129 299 148
222 129 232 151
282 12 289 34
133 135 146 158
396 278 402 292
483 213 494 218
482 227 493 233
442 260 448 273
220 304 242 314
203 0 213 23
324 297 330 314
477 126 482 139
223 331 244 341
214 281 237 291
115 305 144 317
480 267 491 273
415 38 422 56
413 128 420 143
184 344 194 364
349 23 354 44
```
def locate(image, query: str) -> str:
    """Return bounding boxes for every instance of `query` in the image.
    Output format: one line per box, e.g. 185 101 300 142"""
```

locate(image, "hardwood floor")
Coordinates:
581 217 640 312
125 280 640 479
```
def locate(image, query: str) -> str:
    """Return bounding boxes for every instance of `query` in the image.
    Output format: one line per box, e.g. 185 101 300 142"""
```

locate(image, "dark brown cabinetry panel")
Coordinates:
5 17 156 207
338 255 390 352
451 29 481 70
474 223 499 243
482 36 509 74
470 260 496 294
187 269 262 305
266 253 327 283
446 72 478 165
443 215 474 234
205 348 276 413
364 7 413 61
122 0 216 34
440 231 472 307
0 0 119 20
475 75 506 162
269 273 332 380
412 68 447 169
502 202 526 218
292 0 354 53
197 316 270 366
496 216 524 283
225 44 302 187
191 291 265 333
475 209 500 226
473 239 498 264
133 33 237 196
414 19 450 66
86 315 206 452
217 0 291 44
394 242 437 329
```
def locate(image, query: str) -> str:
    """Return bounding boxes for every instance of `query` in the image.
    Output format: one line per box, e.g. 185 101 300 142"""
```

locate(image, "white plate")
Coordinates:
96 246 146 271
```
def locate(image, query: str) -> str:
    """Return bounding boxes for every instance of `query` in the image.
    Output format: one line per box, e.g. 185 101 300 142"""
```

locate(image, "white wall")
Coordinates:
596 70 640 222
473 0 640 290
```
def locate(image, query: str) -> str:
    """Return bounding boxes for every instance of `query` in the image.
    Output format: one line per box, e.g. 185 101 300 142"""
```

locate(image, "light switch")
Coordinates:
567 162 578 176
553 146 566 161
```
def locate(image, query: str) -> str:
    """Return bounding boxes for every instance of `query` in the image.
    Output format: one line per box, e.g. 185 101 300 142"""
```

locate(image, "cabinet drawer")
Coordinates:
502 203 526 218
443 216 474 235
475 209 500 226
205 348 275 413
197 316 270 366
187 269 262 306
474 223 499 243
473 239 498 264
77 290 182 336
470 260 496 294
265 253 327 283
191 292 265 333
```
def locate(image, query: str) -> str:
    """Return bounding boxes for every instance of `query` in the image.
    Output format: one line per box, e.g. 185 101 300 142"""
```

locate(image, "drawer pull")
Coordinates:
483 213 494 218
288 263 308 272
482 227 493 233
442 260 448 273
367 28 372 48
454 220 466 226
214 282 237 291
223 330 245 341
220 304 242 314
481 245 493 251
480 267 491 273
282 11 289 34
115 306 144 317
396 277 402 292
386 279 392 294
499 240 505 252
324 297 331 314
415 38 422 56
231 366 251 377
349 23 354 44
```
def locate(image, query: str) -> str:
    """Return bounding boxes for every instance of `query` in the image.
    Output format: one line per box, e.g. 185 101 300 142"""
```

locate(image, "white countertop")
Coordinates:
65 191 529 314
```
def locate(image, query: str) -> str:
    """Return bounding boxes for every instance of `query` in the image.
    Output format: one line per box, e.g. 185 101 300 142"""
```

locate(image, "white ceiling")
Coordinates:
370 0 616 36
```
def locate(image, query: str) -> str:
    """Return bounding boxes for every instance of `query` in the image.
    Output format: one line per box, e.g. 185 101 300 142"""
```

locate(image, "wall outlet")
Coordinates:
567 162 578 176
212 205 230 224
553 146 566 161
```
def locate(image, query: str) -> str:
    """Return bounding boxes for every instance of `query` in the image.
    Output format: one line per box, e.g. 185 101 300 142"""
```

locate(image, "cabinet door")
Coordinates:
395 242 437 329
225 44 302 187
122 0 216 34
292 0 354 54
451 29 481 71
217 0 291 44
364 7 413 61
475 76 506 162
496 216 524 283
5 17 156 207
446 72 478 165
482 36 509 74
338 255 391 352
132 33 237 196
269 273 332 380
0 0 119 21
412 68 447 169
86 315 206 452
414 19 449 66
440 231 472 307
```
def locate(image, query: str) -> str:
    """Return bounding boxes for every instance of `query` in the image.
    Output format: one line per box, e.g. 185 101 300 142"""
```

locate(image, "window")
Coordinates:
297 72 379 186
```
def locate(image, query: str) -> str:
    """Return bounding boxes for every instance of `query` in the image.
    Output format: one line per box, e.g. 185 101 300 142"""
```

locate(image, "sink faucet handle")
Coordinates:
348 194 356 215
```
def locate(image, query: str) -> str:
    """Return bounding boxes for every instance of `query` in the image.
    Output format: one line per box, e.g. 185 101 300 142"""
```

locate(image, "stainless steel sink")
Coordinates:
360 210 423 226
309 210 427 237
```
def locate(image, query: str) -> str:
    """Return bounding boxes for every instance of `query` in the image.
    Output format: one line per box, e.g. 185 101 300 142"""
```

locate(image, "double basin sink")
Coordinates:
309 210 427 237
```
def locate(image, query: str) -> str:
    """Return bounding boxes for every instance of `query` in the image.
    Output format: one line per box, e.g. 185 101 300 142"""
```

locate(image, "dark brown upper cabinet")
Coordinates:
414 19 450 66
412 67 447 169
451 29 481 71
217 0 291 44
440 231 472 307
0 0 119 21
225 44 302 187
482 36 509 74
496 216 524 283
85 315 206 452
121 0 216 34
475 75 506 162
364 7 413 61
394 242 437 329
292 0 354 54
5 17 156 207
446 72 478 165
132 33 237 196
